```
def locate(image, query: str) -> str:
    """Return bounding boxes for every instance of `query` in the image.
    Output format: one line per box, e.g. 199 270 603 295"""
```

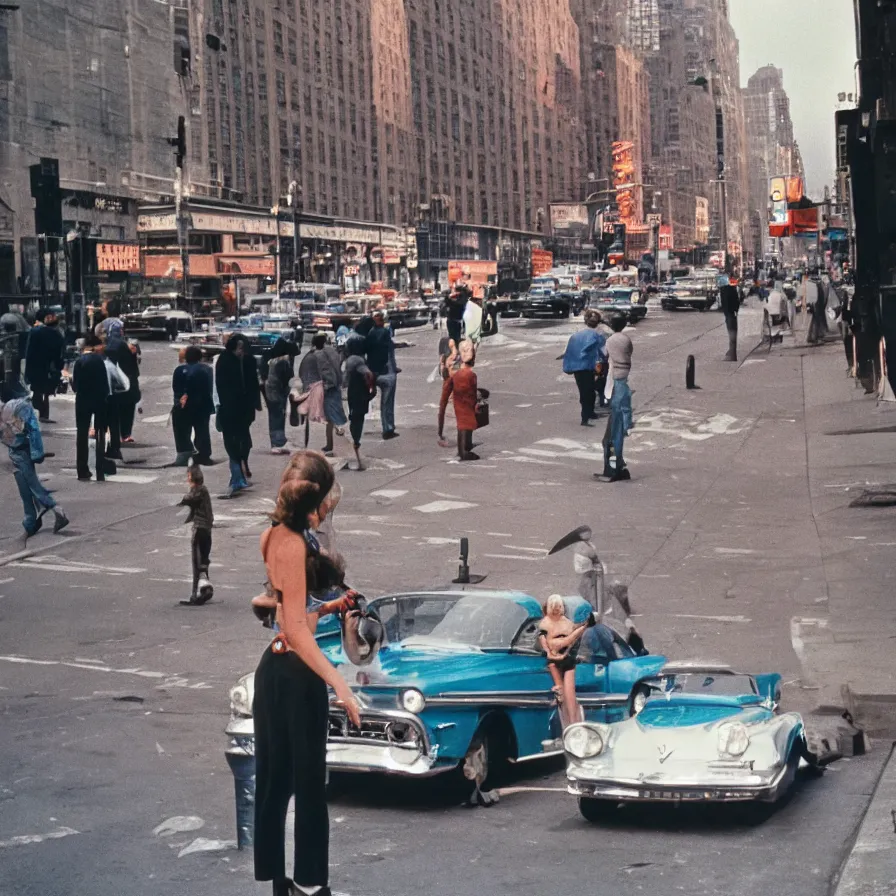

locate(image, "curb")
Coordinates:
831 741 896 896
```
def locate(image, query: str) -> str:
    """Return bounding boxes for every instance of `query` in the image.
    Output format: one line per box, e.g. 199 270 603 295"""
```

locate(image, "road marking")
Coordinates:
672 614 752 623
9 557 146 574
413 500 478 513
141 414 171 425
714 548 757 555
370 489 408 499
502 545 545 554
633 409 749 442
0 654 212 688
0 827 80 849
485 553 542 562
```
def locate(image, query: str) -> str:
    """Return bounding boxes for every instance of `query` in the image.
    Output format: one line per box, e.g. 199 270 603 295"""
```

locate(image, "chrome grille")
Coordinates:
328 711 390 743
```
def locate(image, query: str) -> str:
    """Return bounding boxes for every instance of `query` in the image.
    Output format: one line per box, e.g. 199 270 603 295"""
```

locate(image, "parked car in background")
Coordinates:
586 287 647 325
660 279 717 312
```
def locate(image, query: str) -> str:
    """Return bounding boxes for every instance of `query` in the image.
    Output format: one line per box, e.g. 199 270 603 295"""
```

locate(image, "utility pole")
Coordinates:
287 180 302 283
168 116 190 311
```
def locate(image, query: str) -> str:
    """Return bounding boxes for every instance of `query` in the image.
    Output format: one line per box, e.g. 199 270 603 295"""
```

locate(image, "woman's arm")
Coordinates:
275 537 361 725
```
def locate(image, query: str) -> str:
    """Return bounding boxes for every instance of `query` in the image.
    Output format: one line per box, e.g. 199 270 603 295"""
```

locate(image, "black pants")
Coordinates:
106 400 122 458
190 528 212 596
595 371 608 407
75 402 107 480
189 412 212 461
172 404 195 456
31 390 50 420
446 318 462 345
253 645 329 887
348 408 366 447
573 370 596 424
222 422 252 463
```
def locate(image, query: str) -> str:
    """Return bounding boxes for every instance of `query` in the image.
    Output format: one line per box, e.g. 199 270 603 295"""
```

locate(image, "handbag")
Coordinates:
474 392 489 429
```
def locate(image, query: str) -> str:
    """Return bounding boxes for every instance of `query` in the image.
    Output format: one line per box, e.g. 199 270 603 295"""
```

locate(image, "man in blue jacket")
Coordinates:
562 311 607 426
0 380 69 536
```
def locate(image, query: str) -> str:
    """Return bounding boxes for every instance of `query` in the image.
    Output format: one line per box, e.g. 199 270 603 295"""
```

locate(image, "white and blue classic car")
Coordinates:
564 664 828 821
227 589 665 793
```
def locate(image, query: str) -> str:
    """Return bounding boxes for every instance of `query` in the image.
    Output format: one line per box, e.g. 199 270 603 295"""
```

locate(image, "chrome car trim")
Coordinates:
567 760 791 804
427 691 630 709
326 706 431 750
427 692 555 708
577 694 629 707
327 742 447 777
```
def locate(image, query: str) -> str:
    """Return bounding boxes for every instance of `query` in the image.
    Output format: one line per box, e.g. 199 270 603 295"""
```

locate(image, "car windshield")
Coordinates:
371 594 530 651
649 672 758 697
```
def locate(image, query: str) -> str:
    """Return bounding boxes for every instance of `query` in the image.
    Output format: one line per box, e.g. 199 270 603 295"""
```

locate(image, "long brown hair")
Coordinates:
271 451 342 592
272 450 336 532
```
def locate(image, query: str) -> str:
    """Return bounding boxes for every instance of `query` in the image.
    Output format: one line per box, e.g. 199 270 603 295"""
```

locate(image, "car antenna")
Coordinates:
452 536 487 585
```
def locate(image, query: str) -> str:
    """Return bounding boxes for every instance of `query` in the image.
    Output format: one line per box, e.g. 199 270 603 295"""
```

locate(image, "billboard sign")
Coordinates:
549 204 590 240
769 176 788 226
530 248 553 276
448 260 497 298
695 196 710 244
612 141 637 224
96 242 140 273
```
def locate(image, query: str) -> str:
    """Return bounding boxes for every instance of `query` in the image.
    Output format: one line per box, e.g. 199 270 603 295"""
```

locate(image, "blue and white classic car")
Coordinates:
564 664 826 821
227 589 665 794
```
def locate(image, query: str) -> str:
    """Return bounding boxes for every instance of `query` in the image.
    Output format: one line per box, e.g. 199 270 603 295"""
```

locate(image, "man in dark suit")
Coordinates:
71 335 110 482
183 345 215 464
25 308 65 423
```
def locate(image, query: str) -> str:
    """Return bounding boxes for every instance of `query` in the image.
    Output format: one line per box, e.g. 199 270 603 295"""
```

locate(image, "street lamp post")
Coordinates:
272 205 281 296
287 180 302 283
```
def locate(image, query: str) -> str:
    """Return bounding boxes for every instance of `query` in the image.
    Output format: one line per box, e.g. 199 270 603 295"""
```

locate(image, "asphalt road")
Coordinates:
0 304 885 896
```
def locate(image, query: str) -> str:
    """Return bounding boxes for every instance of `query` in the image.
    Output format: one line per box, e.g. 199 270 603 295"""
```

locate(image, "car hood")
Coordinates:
635 696 772 730
340 645 548 697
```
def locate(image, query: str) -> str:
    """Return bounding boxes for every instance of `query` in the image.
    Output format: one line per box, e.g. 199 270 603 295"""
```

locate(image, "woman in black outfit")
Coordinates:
254 450 361 896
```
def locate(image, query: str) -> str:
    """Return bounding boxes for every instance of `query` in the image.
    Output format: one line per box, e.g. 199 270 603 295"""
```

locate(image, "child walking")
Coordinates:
178 465 214 605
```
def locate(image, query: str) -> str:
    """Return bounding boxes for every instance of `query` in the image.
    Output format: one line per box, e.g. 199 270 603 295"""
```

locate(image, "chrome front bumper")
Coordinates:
567 761 791 803
226 707 446 777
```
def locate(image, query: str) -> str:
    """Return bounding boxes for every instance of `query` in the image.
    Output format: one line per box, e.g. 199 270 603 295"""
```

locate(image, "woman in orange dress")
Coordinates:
437 339 488 461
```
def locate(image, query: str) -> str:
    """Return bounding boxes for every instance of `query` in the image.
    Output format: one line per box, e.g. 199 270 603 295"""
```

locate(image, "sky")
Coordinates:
729 0 857 196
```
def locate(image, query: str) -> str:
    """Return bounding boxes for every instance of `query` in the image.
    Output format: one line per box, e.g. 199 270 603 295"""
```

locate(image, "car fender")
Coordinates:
420 706 516 765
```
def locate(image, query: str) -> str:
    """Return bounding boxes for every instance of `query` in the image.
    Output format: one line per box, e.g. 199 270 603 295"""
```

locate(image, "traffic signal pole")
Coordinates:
169 116 190 311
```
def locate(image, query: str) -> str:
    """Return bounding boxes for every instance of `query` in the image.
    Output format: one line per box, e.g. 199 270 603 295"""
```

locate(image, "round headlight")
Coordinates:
718 722 750 757
400 688 426 714
563 725 604 760
633 691 648 715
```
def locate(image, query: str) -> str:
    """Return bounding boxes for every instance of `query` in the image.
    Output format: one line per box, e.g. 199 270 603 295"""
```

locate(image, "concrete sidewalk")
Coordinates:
833 742 896 896
799 340 896 738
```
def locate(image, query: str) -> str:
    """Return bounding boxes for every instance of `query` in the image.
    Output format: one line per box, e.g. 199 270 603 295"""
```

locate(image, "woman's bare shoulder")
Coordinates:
262 526 306 565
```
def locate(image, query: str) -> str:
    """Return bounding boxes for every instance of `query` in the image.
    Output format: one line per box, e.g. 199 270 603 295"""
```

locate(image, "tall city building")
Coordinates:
405 0 583 233
628 0 748 260
193 0 380 220
743 65 805 260
0 1 183 291
571 0 651 224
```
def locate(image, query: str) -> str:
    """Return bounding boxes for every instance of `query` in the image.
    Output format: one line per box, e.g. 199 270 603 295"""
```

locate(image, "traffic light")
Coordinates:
168 116 186 169
29 157 62 235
